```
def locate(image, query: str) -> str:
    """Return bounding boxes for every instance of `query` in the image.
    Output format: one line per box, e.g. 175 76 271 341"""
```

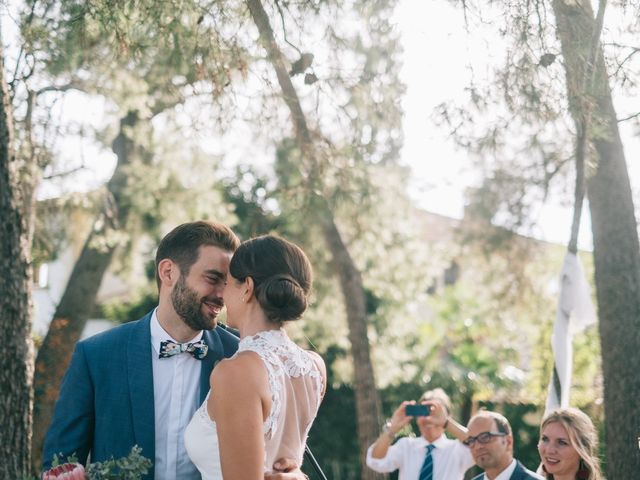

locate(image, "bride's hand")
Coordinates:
265 458 308 479
264 472 308 480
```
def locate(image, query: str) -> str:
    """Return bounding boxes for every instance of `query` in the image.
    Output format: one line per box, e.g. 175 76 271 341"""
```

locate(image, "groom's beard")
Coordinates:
171 275 224 331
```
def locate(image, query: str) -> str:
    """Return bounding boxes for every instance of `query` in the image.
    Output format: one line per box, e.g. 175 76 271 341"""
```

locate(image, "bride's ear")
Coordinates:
244 276 255 300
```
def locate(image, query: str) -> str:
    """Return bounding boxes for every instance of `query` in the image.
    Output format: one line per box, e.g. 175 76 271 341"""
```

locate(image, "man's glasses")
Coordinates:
463 431 507 447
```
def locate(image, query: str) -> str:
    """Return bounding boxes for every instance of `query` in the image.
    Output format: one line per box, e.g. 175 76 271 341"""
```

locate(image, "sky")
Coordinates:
23 0 640 251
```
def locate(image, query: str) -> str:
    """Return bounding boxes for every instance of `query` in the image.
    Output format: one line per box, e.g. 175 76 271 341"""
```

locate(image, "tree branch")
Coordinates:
568 0 607 254
245 0 314 152
34 83 86 97
273 0 301 54
603 41 640 50
9 0 37 92
617 111 640 123
612 47 640 78
42 164 87 180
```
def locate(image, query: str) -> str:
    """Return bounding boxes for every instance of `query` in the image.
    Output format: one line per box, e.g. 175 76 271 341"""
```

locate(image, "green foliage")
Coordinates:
222 165 289 240
306 384 360 479
219 151 597 410
100 287 158 324
23 0 250 107
417 285 523 402
256 0 405 212
44 446 151 480
51 452 78 467
23 0 243 297
85 446 152 480
32 193 102 265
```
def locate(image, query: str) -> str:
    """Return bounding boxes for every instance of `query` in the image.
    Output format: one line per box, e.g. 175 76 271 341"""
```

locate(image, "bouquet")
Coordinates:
42 463 85 480
42 446 151 480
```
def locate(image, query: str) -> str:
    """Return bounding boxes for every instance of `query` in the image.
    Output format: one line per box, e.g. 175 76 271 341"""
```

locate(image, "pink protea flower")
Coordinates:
42 462 86 480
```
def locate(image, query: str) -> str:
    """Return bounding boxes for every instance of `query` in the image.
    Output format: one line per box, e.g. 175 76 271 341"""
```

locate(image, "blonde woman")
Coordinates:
538 408 603 480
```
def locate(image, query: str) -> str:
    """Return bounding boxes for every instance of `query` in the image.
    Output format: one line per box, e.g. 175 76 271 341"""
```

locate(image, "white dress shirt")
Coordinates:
151 309 203 480
366 434 474 480
481 458 517 480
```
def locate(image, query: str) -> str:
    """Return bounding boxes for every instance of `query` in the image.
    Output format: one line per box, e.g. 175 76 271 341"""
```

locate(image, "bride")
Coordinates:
185 235 327 479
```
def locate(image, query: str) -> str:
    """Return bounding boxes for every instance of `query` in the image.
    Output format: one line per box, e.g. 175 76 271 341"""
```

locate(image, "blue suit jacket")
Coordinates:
472 460 544 480
42 311 239 479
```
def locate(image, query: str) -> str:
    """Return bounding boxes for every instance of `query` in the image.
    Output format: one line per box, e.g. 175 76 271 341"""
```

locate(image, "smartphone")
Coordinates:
405 404 430 417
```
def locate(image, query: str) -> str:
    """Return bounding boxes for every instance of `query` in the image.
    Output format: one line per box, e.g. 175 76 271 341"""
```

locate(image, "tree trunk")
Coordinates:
320 213 383 479
552 1 640 476
0 38 36 478
244 1 383 478
31 111 140 470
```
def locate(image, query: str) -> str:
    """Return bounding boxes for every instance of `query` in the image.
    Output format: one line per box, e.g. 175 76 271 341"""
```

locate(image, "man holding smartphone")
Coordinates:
365 388 474 479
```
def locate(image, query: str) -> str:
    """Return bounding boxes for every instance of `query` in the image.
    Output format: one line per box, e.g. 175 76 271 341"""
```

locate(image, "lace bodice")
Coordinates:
238 329 323 441
185 329 324 478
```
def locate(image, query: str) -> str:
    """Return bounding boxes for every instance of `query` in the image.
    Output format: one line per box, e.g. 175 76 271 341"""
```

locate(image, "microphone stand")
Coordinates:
304 445 328 480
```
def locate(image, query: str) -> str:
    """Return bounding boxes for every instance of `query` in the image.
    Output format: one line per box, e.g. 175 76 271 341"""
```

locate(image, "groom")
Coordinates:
43 221 306 480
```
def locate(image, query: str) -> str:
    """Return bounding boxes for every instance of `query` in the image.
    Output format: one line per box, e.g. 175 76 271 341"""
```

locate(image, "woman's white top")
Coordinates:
184 329 324 479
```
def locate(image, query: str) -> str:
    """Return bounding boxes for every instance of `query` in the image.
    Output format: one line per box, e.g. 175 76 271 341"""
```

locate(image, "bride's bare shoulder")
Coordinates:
209 350 266 389
306 350 327 395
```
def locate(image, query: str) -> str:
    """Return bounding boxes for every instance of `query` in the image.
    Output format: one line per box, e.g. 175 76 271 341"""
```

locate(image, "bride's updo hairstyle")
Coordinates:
229 235 312 324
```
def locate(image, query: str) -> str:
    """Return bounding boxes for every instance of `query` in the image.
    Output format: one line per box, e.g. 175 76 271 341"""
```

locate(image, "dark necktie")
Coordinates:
418 443 436 480
159 339 208 360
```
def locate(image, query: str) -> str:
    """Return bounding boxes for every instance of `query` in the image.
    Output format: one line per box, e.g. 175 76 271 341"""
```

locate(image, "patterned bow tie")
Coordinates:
159 339 208 360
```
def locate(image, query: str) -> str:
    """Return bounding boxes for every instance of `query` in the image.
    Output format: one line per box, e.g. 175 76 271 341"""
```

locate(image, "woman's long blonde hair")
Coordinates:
540 408 603 480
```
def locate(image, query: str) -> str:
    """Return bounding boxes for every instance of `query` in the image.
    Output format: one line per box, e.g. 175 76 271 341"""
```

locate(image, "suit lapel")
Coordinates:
511 460 526 479
126 313 155 468
199 329 224 403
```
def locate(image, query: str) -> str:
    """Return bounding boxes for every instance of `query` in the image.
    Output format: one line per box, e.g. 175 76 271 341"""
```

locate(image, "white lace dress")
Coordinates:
184 329 324 479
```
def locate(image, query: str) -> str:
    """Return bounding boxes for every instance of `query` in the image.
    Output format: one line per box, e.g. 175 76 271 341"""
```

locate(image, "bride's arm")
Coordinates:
210 353 270 480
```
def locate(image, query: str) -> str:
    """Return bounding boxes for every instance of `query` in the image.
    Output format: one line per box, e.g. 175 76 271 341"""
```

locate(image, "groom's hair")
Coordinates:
155 221 240 289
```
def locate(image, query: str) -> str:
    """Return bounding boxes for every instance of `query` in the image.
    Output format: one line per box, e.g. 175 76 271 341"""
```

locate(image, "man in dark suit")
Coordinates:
465 411 543 480
43 221 304 480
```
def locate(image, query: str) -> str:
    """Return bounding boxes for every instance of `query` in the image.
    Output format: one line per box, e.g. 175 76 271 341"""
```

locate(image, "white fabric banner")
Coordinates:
544 252 597 414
